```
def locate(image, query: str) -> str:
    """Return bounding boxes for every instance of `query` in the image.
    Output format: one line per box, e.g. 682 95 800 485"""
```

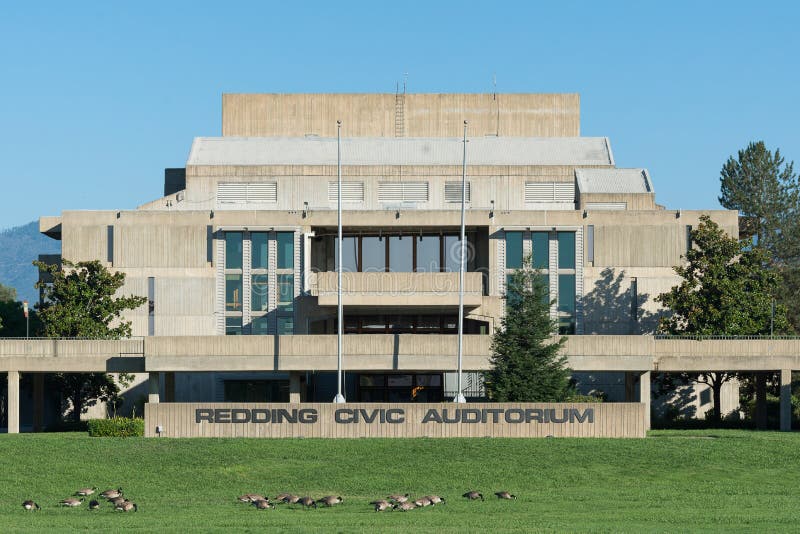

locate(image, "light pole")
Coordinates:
334 120 346 403
453 121 468 404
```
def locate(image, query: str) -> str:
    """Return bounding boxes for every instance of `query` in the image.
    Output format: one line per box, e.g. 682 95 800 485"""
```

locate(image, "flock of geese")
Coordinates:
22 487 137 512
236 490 517 512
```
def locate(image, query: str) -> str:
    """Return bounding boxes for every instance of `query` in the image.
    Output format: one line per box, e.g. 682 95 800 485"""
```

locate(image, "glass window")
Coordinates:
539 274 551 305
361 236 386 272
334 236 358 272
558 274 576 315
389 236 413 272
444 235 462 272
505 231 523 269
388 375 413 387
277 316 294 335
251 315 269 335
277 232 294 269
277 274 293 312
251 232 268 269
225 274 243 311
362 315 387 333
360 375 385 387
225 316 242 335
558 232 576 269
415 235 440 272
389 315 414 333
225 232 243 270
251 274 268 312
532 232 549 269
506 274 521 307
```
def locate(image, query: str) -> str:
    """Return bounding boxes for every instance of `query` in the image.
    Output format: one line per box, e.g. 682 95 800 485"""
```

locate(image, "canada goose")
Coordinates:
495 491 516 500
388 493 410 503
462 491 484 501
371 500 392 512
281 494 301 505
253 499 275 510
115 501 138 512
60 498 84 507
298 496 317 508
413 497 432 507
108 496 127 506
237 494 267 503
317 495 343 507
88 500 101 510
426 495 446 505
101 488 123 499
274 493 292 502
75 487 97 497
393 501 416 511
22 500 40 511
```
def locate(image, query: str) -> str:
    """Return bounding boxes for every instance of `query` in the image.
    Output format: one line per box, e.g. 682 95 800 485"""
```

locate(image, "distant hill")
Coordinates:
0 222 61 304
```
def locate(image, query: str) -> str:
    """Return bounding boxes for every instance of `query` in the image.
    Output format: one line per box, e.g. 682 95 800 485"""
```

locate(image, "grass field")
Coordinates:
1 431 800 532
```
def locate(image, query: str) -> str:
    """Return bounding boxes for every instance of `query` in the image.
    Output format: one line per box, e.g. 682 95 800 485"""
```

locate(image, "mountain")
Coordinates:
0 221 61 304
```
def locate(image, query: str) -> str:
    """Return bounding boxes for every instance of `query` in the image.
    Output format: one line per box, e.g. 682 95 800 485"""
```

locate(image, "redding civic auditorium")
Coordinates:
3 93 799 434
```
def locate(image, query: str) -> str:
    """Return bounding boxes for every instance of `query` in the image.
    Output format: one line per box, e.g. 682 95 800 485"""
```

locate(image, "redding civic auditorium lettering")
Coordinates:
194 407 594 425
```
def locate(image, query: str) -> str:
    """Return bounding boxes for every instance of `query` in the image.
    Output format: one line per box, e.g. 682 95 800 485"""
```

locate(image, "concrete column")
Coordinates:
164 372 176 403
148 372 161 404
639 371 651 431
755 372 767 430
289 373 302 403
33 374 44 432
7 371 20 434
780 369 792 432
624 372 636 402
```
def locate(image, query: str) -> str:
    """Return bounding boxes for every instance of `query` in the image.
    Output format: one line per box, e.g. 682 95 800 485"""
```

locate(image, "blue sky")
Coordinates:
1 1 798 230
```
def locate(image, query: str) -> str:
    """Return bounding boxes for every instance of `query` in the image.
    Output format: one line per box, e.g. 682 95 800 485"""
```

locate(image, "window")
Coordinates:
251 274 268 312
443 235 462 273
225 232 243 269
558 232 575 269
251 232 268 269
558 274 576 334
587 225 594 263
225 274 243 312
251 315 269 335
505 232 523 269
361 236 386 272
277 316 294 335
532 232 549 269
330 233 473 273
334 236 359 272
277 232 294 269
224 380 289 402
358 373 443 402
389 236 413 272
225 316 242 335
415 235 440 272
277 274 294 312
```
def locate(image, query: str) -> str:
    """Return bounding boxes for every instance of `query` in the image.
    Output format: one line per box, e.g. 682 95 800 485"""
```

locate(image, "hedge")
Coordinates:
87 417 144 437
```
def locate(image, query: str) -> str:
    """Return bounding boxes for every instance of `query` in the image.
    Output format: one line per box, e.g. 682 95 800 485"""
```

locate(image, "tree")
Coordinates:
33 259 147 421
0 282 16 331
484 258 572 402
655 215 789 420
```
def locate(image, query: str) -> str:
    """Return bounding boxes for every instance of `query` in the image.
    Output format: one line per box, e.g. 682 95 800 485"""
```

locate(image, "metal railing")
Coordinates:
654 335 800 341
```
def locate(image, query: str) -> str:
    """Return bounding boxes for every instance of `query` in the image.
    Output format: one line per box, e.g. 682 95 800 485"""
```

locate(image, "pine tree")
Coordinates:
484 259 571 402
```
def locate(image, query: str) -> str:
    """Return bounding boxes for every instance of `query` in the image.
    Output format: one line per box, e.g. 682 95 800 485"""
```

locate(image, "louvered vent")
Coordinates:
524 182 575 203
217 182 277 204
585 201 627 211
328 181 365 202
378 182 428 202
445 181 471 203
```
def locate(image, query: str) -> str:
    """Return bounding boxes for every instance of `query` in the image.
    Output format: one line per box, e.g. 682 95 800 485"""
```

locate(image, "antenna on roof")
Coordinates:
492 73 497 100
403 72 408 94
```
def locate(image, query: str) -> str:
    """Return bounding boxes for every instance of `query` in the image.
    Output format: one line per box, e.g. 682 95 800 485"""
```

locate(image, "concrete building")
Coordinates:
3 93 794 433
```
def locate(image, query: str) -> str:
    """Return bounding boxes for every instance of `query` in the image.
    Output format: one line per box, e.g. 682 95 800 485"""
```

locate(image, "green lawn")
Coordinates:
1 430 799 532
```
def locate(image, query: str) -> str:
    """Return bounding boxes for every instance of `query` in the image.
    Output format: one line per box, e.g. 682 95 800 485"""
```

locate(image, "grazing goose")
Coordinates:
101 488 123 499
274 493 292 502
413 497 432 507
426 495 446 505
115 501 138 512
317 495 343 507
108 496 127 506
253 499 275 510
75 487 97 497
393 501 416 511
22 500 40 511
388 493 410 503
371 500 392 512
495 491 516 500
298 496 317 509
281 494 301 505
237 494 266 503
60 498 84 507
88 499 101 510
462 491 484 501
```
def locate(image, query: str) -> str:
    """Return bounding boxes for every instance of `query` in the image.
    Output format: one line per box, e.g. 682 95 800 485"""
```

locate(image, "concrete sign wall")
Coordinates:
145 402 645 438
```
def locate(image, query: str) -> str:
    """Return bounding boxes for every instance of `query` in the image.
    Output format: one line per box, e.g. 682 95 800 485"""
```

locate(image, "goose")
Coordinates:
22 500 40 511
317 495 343 507
388 493 410 503
60 498 84 507
253 499 275 510
88 499 101 510
115 501 138 512
462 491 484 501
75 487 97 497
426 495 446 505
393 501 416 511
101 488 123 499
237 494 266 503
495 491 516 500
298 496 317 508
413 497 432 507
371 500 392 512
108 496 127 506
281 494 301 505
274 493 293 502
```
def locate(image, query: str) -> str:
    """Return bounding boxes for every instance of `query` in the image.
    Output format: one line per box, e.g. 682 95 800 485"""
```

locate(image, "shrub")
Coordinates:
566 394 605 403
87 417 144 437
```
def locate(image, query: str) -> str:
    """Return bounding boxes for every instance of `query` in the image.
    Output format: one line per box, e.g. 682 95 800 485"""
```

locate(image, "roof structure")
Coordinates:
575 168 654 194
187 136 615 167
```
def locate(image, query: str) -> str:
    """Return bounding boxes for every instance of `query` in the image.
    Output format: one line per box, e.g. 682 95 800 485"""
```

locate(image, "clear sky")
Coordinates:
1 1 798 230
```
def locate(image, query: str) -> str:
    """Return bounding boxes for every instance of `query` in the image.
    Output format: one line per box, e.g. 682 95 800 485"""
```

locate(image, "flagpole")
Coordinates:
453 120 468 403
334 120 346 403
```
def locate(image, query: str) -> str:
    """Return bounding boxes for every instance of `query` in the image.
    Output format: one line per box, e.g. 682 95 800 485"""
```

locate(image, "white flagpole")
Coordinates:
334 120 346 403
453 120 468 403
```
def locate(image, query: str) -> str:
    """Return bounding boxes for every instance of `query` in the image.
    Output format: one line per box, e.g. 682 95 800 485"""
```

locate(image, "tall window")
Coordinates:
224 232 244 334
331 233 474 273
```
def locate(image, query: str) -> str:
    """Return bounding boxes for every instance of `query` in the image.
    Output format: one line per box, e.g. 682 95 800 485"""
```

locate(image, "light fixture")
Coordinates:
583 210 588 218
395 210 400 219
210 210 214 219
489 199 495 219
676 209 681 219
303 201 309 218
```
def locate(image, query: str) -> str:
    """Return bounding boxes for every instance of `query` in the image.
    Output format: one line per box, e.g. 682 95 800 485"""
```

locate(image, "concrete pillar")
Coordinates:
7 371 20 434
780 369 792 432
33 374 44 432
148 372 161 404
639 371 651 431
624 372 636 402
755 372 767 430
164 372 176 403
289 372 302 403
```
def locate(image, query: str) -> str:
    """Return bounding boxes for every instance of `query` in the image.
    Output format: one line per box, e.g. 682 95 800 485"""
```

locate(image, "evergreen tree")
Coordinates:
485 258 571 402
